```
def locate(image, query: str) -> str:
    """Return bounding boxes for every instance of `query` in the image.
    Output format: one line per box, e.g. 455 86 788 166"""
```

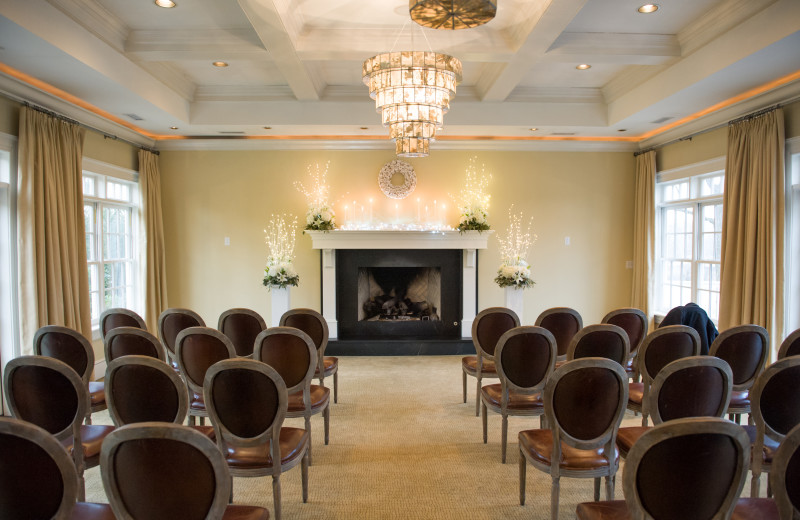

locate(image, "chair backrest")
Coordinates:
638 325 701 384
751 356 800 446
105 355 189 427
204 359 287 481
175 327 236 395
534 307 583 359
777 328 800 360
602 308 648 358
472 307 520 359
218 308 267 357
0 417 81 520
495 326 557 398
647 356 733 425
104 326 166 363
33 325 94 384
622 417 751 520
100 422 232 520
280 308 328 367
157 308 205 360
99 308 147 342
709 324 769 392
566 324 630 366
254 327 317 397
770 422 800 519
544 358 628 455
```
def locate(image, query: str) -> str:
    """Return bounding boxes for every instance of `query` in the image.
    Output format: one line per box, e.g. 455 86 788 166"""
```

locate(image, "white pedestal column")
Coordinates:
504 286 524 322
270 287 291 327
462 248 478 338
321 248 338 338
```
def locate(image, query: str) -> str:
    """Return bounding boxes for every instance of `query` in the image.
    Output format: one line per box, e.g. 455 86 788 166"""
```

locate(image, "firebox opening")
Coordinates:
358 267 441 322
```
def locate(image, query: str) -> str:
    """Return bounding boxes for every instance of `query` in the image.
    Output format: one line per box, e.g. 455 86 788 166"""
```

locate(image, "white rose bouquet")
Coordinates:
495 259 535 289
263 260 299 289
305 204 336 231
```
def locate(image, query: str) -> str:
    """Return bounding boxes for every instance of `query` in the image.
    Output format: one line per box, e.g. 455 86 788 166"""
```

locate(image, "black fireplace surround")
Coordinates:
336 249 462 340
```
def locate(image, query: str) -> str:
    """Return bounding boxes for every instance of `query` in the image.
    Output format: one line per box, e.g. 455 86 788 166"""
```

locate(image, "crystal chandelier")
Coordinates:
409 0 497 30
362 51 462 157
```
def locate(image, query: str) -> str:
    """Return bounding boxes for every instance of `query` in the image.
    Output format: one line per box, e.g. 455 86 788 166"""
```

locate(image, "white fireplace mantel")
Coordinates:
306 230 493 339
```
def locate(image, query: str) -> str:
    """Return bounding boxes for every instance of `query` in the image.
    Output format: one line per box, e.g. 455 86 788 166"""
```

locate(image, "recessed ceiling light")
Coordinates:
212 61 228 67
618 129 627 132
529 128 538 132
263 126 272 130
360 127 368 130
154 0 176 8
638 4 659 13
576 64 591 70
170 126 178 130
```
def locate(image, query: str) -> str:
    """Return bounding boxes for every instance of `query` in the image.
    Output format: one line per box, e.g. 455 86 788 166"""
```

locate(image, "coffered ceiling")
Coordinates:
0 0 798 152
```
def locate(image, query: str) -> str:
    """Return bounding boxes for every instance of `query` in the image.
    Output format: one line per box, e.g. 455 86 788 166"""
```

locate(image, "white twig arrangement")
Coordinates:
295 162 336 231
453 156 491 232
495 207 537 289
263 214 300 289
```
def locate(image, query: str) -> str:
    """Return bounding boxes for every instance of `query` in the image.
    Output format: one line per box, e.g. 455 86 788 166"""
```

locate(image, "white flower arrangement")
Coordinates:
495 208 537 290
295 162 336 231
305 204 336 232
263 214 300 289
453 157 491 233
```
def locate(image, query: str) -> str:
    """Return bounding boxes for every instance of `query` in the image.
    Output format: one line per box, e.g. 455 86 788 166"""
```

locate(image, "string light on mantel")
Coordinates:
338 196 454 231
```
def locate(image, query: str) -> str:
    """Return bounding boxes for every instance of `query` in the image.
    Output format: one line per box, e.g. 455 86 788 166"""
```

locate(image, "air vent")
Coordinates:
650 116 674 124
218 131 246 134
551 132 576 136
124 113 144 121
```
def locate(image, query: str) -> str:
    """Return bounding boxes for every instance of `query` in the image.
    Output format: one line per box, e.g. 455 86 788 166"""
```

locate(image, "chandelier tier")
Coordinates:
409 0 497 30
362 51 462 157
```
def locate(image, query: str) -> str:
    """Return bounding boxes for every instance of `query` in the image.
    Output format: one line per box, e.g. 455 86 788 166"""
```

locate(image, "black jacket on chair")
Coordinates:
659 303 719 355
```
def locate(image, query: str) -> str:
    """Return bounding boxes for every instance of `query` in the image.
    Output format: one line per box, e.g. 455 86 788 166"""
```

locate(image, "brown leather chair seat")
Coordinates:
319 356 338 375
730 389 750 407
221 506 272 520
71 502 118 520
288 385 330 413
520 429 619 471
224 427 310 468
576 498 778 520
190 393 207 411
627 382 644 404
615 426 649 458
88 382 105 405
462 356 496 374
481 384 543 410
62 425 115 463
742 424 780 464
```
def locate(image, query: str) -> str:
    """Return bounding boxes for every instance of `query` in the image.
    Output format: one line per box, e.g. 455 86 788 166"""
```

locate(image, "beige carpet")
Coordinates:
85 356 764 519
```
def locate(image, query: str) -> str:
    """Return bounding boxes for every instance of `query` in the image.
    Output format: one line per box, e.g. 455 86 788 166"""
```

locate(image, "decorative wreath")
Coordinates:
378 160 417 199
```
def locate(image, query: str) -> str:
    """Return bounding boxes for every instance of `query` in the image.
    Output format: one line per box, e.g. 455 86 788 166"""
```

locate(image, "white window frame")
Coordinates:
655 157 725 323
0 132 19 415
82 158 141 339
787 137 800 335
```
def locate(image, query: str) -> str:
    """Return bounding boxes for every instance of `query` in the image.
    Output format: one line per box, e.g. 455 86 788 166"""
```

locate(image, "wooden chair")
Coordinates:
3 356 115 501
104 326 166 363
0 416 114 519
255 326 330 465
519 357 628 520
627 325 700 426
749 356 800 498
204 358 309 520
566 324 630 366
219 307 267 357
615 355 733 458
99 307 147 342
601 308 647 380
175 326 236 426
534 307 583 362
157 308 205 368
770 422 800 519
709 324 769 424
33 325 106 425
104 355 215 439
480 326 557 463
100 422 269 520
576 418 778 520
778 328 800 359
463 307 519 416
280 308 338 403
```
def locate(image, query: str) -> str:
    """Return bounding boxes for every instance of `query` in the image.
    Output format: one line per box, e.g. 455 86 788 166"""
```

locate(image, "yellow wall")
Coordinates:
159 150 636 328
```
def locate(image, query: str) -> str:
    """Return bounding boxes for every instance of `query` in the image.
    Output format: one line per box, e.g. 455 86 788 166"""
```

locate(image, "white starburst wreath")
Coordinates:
378 160 417 199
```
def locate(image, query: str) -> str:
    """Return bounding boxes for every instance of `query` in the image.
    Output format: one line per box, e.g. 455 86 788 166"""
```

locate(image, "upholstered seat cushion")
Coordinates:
731 498 779 519
192 425 216 440
315 357 338 378
519 429 618 470
88 381 105 405
742 425 780 464
481 384 543 411
222 505 271 520
615 426 650 457
62 425 115 467
224 427 309 469
729 390 750 408
287 385 330 413
627 382 644 405
190 392 207 412
576 498 778 520
461 356 496 375
71 502 116 519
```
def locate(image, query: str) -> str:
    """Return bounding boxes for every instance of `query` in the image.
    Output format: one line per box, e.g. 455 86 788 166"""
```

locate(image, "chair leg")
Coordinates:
333 371 338 404
593 477 600 501
272 474 282 520
482 402 488 443
84 414 92 425
462 371 467 403
641 413 648 427
501 414 508 464
519 450 526 505
751 471 761 498
605 475 614 500
229 476 234 503
551 476 560 520
199 416 205 426
189 415 196 426
475 377 481 417
305 416 313 466
301 450 309 503
324 404 330 445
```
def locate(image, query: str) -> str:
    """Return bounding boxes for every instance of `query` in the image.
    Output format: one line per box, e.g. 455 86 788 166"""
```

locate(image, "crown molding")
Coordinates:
46 0 129 52
678 0 778 56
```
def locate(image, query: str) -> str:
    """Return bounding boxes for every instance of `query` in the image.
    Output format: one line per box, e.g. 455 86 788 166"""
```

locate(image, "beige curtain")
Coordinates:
138 149 168 331
631 150 656 318
719 108 785 354
17 106 90 354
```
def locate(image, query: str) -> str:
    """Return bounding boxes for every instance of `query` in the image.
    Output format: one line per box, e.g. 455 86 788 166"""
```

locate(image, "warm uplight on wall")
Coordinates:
576 64 591 70
212 61 229 68
154 0 176 8
638 4 659 13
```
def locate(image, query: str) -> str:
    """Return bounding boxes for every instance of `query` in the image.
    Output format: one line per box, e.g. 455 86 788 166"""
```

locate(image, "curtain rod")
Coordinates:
22 101 159 155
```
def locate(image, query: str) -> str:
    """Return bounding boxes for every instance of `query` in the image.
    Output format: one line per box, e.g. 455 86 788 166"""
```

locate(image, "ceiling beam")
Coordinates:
544 32 681 66
126 29 269 61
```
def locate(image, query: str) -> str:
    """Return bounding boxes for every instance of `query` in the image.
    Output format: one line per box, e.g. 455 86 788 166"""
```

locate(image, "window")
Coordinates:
788 138 800 334
83 162 140 332
0 133 18 414
656 161 724 322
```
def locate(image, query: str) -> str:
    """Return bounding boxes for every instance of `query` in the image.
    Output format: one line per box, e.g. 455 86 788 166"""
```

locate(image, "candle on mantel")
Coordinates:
425 205 429 223
395 203 399 223
369 198 373 223
416 198 421 222
441 204 446 227
434 200 438 225
344 204 349 225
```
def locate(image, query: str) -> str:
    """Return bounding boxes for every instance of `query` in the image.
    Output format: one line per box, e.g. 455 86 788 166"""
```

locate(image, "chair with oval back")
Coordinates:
601 308 648 380
100 422 269 520
566 324 630 366
709 324 769 424
778 328 800 359
175 326 236 426
99 307 147 342
627 325 701 426
204 358 309 520
534 307 583 362
255 326 330 465
157 308 205 368
480 325 557 463
0 416 114 519
3 356 115 501
518 358 629 520
218 307 267 358
104 326 166 363
463 307 519 416
280 308 338 403
33 325 106 425
770 422 800 519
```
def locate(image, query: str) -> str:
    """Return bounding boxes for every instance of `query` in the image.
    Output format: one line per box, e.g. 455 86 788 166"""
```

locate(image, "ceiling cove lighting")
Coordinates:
362 51 462 157
638 4 659 13
409 0 497 30
154 0 176 8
